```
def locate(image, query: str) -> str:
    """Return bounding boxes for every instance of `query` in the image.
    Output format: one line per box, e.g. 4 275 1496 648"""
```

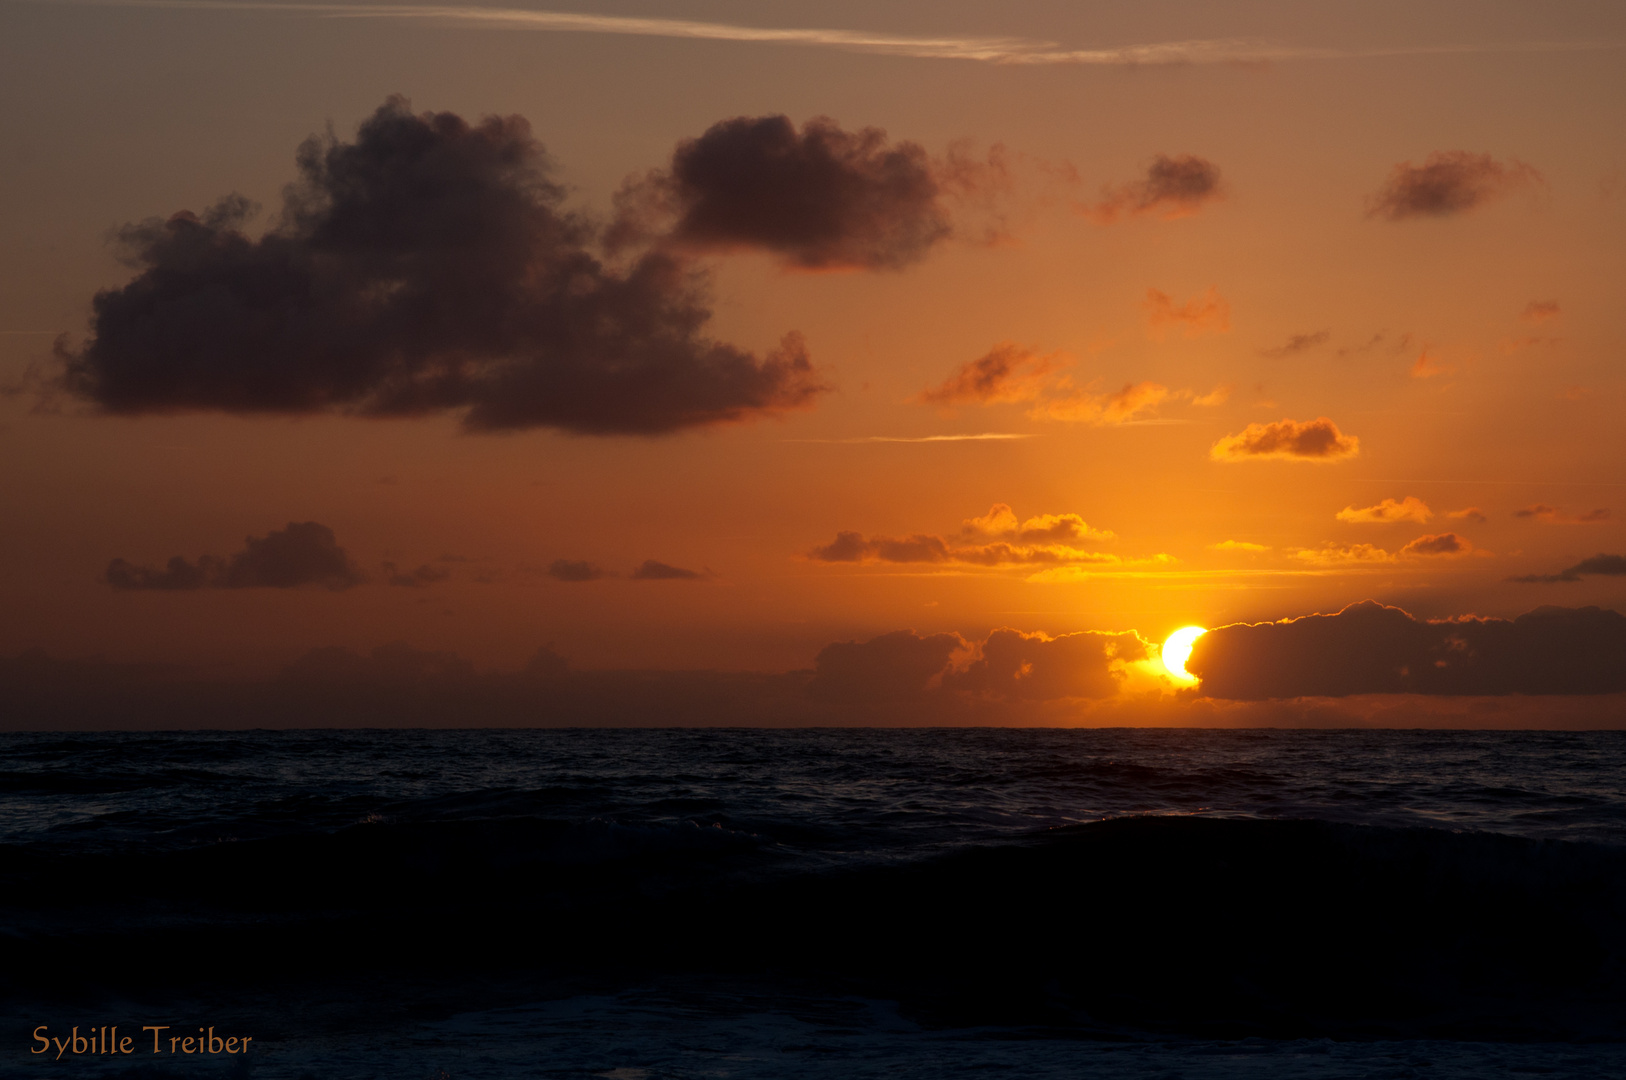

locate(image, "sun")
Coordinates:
1161 626 1207 681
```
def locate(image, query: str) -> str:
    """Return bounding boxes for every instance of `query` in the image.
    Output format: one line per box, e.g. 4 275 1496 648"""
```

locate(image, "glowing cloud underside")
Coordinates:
1161 626 1207 680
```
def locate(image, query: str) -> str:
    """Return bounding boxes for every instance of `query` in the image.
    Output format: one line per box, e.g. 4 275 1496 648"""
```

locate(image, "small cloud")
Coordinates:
1336 496 1432 525
1367 151 1542 220
1188 384 1232 407
915 342 1060 407
1210 417 1359 463
1410 345 1453 378
1144 287 1230 339
1290 543 1395 566
809 505 1116 568
548 559 607 582
1035 380 1169 424
1083 154 1222 223
383 561 451 588
1514 505 1610 524
1209 540 1269 552
1509 553 1626 584
1399 532 1473 557
105 522 364 591
1447 507 1488 524
1259 330 1331 359
1521 300 1560 323
630 559 705 580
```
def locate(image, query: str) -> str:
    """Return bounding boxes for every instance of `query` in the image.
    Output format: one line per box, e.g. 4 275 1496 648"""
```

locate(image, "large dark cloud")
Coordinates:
807 630 966 703
1510 553 1626 584
58 97 824 434
1187 601 1626 698
611 114 954 270
106 522 363 591
1366 151 1541 221
945 629 1147 700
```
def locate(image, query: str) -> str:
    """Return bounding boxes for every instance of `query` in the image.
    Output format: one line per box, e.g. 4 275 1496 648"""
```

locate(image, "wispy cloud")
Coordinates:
786 433 1040 443
56 2 1626 67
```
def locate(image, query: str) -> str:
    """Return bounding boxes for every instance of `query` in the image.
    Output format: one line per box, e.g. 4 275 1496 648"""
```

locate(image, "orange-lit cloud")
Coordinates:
1409 345 1452 378
1260 330 1330 359
1366 151 1542 220
58 98 826 435
944 628 1149 700
1210 417 1359 462
1081 153 1222 223
105 522 363 591
1033 380 1169 424
1447 507 1488 524
1144 287 1230 338
1514 505 1610 524
808 504 1115 568
1521 300 1560 323
1209 540 1270 552
1289 543 1396 566
1398 532 1473 557
914 342 1060 407
1336 496 1432 524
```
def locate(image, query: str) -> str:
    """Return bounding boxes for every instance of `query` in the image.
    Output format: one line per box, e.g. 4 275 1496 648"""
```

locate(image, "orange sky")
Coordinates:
1 1 1623 722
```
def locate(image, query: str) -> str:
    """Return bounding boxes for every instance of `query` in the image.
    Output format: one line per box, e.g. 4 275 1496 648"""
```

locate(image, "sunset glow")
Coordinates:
1161 627 1207 681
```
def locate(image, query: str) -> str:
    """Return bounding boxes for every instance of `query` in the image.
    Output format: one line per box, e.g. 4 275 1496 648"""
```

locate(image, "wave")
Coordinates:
5 815 1624 1039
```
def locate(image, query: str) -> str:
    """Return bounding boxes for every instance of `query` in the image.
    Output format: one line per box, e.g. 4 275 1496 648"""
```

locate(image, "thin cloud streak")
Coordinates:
57 2 1625 66
786 433 1040 444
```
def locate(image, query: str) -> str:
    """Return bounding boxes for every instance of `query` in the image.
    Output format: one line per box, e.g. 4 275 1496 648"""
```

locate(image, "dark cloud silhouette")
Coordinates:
1260 330 1331 359
630 559 704 580
612 114 956 270
1367 151 1541 220
547 559 607 582
945 628 1148 700
1186 601 1626 697
106 522 363 591
807 629 965 703
1085 154 1222 222
1210 417 1359 462
1514 505 1610 524
59 97 824 434
914 343 1058 406
383 561 451 588
806 504 1118 568
1510 553 1626 584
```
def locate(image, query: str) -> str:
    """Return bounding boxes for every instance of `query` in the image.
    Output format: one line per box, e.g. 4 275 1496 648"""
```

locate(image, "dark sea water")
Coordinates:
4 728 1626 1078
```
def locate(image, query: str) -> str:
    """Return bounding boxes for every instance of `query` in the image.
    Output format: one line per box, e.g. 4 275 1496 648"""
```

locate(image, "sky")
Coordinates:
2 0 1624 726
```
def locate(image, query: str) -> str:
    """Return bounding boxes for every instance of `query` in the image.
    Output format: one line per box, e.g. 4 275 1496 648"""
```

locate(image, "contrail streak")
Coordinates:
37 1 1624 66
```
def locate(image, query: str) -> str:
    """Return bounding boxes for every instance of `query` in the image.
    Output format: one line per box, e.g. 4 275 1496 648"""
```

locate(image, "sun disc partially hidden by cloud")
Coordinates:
1161 626 1206 681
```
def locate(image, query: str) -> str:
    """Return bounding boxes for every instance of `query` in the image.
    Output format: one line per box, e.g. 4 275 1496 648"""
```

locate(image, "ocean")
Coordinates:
4 728 1626 1078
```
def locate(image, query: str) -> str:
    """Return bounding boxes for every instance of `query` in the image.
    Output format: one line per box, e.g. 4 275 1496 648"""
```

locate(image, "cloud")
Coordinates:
1083 154 1222 223
383 561 451 587
1410 345 1453 378
809 504 1117 569
106 522 363 590
58 97 825 435
1521 300 1561 323
610 114 1002 270
1366 151 1542 220
1398 532 1473 557
914 343 1059 407
1210 540 1269 552
1336 497 1433 525
1143 287 1230 338
1447 507 1488 524
547 559 606 582
1034 381 1171 424
1509 553 1626 584
944 628 1148 700
1514 505 1611 524
630 559 704 580
807 629 966 703
1186 601 1626 697
1259 330 1331 359
1289 543 1396 566
1210 417 1359 462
